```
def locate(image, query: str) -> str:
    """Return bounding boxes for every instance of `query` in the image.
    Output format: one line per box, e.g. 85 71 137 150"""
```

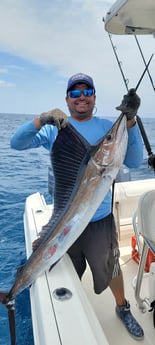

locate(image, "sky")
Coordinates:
0 0 155 117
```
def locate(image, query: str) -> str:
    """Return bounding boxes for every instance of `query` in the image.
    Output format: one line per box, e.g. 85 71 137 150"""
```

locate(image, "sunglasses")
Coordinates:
67 89 95 98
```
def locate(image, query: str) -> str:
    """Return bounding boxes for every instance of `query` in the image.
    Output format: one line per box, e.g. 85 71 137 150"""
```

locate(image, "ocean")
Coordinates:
0 113 155 345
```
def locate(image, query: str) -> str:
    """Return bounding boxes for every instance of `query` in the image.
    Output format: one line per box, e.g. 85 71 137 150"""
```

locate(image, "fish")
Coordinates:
0 111 128 345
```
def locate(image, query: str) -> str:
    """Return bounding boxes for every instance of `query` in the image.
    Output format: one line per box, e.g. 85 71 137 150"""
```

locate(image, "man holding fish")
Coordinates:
11 73 144 340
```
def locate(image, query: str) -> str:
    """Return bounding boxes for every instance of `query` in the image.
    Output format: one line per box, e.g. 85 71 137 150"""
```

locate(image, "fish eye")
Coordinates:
106 134 112 141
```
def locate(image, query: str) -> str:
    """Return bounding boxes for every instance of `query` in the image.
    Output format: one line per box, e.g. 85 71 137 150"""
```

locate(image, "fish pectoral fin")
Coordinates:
16 264 25 277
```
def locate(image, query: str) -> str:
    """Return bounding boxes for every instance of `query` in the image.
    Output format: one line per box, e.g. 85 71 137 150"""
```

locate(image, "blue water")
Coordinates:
0 113 155 345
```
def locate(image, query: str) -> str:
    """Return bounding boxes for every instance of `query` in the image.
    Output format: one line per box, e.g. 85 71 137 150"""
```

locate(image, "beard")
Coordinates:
68 104 95 121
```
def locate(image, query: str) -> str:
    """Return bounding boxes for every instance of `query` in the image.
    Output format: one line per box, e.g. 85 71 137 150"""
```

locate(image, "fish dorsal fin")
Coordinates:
52 123 90 212
39 123 91 241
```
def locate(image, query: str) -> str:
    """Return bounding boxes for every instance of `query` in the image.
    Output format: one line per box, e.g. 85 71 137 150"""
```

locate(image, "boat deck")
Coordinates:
83 227 155 345
24 187 155 345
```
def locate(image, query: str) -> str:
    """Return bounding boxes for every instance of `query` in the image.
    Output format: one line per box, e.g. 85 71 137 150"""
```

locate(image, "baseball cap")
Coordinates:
67 73 95 92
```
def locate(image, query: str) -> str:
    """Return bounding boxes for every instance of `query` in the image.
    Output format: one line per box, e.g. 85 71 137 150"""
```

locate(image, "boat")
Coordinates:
23 1 155 344
24 192 109 345
24 177 155 345
104 0 155 35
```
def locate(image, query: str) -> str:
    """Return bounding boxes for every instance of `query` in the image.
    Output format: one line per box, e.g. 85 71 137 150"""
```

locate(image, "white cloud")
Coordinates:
0 68 8 73
0 79 15 87
0 0 154 116
0 1 115 69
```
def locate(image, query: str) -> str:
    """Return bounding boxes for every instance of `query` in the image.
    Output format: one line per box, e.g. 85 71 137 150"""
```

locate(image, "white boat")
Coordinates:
24 178 155 345
104 0 155 35
24 192 109 345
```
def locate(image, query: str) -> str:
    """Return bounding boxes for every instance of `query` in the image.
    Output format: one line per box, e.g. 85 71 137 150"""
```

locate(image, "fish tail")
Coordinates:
0 291 16 345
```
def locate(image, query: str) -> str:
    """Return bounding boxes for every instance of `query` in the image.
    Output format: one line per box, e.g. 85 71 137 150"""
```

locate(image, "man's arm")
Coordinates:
10 119 43 150
10 108 68 151
124 123 143 168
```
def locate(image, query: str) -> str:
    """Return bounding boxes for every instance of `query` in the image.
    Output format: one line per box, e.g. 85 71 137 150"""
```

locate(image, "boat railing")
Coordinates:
132 190 155 311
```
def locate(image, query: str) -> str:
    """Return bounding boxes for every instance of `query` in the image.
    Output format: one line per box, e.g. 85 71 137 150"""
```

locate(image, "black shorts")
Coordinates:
67 213 120 294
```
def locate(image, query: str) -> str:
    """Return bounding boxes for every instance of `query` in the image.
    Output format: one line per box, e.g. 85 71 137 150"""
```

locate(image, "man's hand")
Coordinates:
116 89 141 120
40 108 68 129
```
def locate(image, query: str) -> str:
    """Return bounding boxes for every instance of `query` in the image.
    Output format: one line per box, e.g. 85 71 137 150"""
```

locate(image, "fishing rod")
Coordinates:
134 54 155 170
107 33 129 92
106 31 155 171
133 36 155 169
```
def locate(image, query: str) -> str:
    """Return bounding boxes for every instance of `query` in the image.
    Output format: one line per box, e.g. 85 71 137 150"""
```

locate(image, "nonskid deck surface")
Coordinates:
82 228 154 345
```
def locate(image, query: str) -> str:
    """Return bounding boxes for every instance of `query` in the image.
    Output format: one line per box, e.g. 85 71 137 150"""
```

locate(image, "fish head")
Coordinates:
93 114 128 171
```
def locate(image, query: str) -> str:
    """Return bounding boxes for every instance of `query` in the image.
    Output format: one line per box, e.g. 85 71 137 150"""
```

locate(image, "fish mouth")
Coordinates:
111 114 128 166
113 113 126 135
118 113 127 135
93 113 127 168
103 113 127 148
109 113 127 148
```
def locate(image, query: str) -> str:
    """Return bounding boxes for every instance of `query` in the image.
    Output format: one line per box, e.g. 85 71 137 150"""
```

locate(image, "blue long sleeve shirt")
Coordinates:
11 116 143 221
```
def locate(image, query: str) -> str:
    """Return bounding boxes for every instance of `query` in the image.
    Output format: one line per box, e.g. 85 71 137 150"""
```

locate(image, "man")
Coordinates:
11 73 144 340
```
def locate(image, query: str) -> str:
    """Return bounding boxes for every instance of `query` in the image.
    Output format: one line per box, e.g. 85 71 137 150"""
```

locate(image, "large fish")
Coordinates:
0 111 128 345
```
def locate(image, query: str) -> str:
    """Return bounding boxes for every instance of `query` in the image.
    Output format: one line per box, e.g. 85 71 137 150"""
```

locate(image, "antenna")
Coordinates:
134 35 155 92
135 54 154 91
